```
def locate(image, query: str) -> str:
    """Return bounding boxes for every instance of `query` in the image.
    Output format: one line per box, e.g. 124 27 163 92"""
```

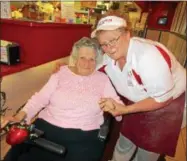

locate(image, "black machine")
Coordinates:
0 41 20 65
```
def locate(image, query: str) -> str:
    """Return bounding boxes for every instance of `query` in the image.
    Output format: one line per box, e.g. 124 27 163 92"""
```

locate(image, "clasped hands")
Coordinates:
99 98 128 116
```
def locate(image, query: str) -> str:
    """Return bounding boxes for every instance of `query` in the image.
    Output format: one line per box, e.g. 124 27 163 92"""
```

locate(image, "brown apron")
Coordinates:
120 93 185 157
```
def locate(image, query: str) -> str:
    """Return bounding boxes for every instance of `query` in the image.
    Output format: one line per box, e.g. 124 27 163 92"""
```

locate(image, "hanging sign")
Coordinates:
61 1 75 23
81 2 96 8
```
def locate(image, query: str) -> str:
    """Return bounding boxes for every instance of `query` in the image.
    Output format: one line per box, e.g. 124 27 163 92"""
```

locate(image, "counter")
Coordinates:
0 19 92 76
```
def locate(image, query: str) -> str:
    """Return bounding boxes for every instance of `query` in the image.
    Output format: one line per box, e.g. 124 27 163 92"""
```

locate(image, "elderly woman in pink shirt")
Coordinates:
3 37 122 161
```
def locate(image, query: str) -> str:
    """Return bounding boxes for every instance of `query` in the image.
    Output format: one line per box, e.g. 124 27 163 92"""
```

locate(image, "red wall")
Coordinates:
0 19 92 76
135 1 149 12
136 1 178 30
147 2 177 30
0 19 92 65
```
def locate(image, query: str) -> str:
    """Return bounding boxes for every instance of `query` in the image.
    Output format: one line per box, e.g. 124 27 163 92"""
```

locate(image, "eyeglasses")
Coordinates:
100 34 121 49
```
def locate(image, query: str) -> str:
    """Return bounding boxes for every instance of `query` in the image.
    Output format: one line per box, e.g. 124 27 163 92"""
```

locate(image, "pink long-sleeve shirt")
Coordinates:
22 66 122 131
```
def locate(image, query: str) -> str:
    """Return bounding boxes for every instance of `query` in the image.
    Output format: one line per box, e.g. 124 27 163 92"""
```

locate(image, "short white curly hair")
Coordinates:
69 37 103 66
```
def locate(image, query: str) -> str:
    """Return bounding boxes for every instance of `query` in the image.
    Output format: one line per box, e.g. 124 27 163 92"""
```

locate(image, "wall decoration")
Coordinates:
61 1 75 23
1 2 11 18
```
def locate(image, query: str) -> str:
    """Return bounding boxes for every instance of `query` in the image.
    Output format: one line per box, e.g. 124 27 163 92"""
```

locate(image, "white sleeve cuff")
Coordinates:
152 86 174 103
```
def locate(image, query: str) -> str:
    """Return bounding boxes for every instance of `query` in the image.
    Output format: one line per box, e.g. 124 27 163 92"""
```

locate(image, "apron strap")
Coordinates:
132 45 172 89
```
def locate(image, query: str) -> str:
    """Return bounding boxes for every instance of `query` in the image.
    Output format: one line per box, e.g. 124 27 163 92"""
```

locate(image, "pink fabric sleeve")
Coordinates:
21 73 59 123
102 77 124 121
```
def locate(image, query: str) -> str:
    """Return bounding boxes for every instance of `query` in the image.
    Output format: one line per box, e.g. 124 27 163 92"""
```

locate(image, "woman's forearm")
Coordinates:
99 97 173 116
15 111 27 121
1 111 27 128
123 97 173 114
61 56 70 65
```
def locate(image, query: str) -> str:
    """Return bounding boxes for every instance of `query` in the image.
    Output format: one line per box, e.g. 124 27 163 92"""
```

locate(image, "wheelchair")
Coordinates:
1 106 113 161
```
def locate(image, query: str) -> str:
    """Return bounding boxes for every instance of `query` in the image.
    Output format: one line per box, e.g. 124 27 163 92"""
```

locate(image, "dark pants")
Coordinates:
4 119 105 161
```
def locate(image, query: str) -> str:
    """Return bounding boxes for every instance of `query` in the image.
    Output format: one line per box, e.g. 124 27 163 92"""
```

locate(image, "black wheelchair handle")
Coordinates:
33 138 66 155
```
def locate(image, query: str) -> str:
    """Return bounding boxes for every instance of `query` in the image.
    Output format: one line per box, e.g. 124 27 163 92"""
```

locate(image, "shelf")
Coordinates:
74 10 88 14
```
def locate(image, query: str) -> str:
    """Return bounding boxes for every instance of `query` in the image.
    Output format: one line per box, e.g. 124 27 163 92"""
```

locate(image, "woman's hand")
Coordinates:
99 98 128 116
52 62 65 73
52 56 70 73
99 98 115 111
1 111 26 128
1 116 20 128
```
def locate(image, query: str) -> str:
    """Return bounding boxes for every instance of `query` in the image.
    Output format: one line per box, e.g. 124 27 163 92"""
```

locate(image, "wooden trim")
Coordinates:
147 28 186 40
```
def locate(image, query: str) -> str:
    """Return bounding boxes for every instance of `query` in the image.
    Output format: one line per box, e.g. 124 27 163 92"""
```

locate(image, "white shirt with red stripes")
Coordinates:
97 37 186 103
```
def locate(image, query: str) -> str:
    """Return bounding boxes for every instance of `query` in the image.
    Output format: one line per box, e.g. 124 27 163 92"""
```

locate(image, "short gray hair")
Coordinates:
69 37 103 66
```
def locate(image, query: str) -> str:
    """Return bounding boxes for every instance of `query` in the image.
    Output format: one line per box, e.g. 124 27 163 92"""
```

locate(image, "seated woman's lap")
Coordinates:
19 138 105 161
4 119 105 161
3 143 31 161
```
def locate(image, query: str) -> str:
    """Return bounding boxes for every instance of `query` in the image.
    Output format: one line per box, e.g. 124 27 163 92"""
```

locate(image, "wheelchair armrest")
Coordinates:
98 113 113 141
